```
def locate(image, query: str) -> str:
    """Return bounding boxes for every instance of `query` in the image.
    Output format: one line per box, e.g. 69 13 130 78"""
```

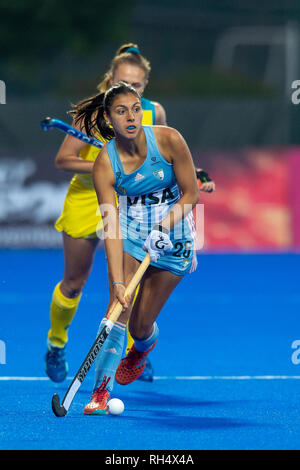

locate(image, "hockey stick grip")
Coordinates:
107 253 151 324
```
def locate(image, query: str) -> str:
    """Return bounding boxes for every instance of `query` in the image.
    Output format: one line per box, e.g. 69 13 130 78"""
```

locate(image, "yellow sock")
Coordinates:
126 322 134 354
126 284 140 354
47 283 82 348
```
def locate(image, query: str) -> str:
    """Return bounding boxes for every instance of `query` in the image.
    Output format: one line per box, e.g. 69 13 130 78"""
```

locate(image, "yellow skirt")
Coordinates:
55 177 103 239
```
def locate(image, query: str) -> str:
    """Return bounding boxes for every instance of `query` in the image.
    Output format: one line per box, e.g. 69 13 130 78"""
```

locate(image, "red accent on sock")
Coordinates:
98 375 111 391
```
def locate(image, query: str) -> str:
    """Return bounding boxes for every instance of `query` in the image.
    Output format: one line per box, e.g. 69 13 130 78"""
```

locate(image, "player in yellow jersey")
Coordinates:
45 43 215 383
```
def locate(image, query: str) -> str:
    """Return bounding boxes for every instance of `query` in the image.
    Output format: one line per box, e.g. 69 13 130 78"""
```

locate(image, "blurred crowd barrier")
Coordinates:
194 146 295 251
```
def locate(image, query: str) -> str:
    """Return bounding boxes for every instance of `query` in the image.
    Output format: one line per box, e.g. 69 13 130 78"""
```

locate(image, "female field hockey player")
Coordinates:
81 82 200 415
45 44 167 382
45 44 215 384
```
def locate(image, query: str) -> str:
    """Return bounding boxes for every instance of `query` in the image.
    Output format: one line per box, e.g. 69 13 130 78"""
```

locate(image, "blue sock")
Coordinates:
93 319 126 393
133 322 159 352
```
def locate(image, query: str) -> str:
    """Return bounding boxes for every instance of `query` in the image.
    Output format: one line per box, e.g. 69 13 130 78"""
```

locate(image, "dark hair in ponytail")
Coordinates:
68 92 114 139
69 81 140 140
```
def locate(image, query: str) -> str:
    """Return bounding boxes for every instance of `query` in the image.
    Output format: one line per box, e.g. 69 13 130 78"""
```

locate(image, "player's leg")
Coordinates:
116 264 183 385
84 254 181 414
125 285 139 354
84 252 140 415
125 283 154 382
45 232 99 382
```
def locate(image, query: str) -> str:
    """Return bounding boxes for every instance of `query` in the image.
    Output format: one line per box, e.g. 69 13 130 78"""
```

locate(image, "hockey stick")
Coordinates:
40 117 104 149
51 253 151 417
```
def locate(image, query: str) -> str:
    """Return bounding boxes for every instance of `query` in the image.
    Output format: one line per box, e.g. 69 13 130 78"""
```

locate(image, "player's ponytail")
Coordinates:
117 43 141 55
68 92 114 140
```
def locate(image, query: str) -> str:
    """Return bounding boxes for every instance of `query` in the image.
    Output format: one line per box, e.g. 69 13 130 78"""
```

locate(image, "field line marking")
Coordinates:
1 375 300 381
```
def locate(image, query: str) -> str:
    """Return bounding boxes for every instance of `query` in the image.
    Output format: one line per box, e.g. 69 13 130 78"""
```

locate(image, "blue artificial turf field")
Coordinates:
0 249 300 450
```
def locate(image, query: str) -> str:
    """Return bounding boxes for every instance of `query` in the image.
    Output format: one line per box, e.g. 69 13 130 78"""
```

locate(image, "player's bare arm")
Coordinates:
93 149 123 281
154 126 200 231
55 120 95 173
154 102 167 125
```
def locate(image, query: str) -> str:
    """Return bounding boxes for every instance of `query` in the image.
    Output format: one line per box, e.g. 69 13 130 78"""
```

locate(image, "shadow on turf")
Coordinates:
53 385 259 411
118 414 258 431
52 387 269 433
66 401 261 432
118 389 257 410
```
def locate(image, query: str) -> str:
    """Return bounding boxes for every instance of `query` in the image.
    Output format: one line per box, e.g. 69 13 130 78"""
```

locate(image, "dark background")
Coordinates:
1 0 299 247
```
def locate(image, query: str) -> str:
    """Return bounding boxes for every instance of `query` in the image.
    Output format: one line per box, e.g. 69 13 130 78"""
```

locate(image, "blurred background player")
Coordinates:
45 43 215 384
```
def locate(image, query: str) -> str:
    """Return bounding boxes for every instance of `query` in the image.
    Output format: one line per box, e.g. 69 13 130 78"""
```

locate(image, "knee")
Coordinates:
129 317 153 340
61 277 86 298
130 322 159 352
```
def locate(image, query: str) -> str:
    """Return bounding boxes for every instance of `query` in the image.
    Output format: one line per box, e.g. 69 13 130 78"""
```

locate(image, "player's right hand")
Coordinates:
113 284 131 311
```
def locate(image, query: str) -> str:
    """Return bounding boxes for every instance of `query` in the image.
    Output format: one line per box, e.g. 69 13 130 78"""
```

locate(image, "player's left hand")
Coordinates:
196 169 216 193
199 181 215 192
143 226 173 262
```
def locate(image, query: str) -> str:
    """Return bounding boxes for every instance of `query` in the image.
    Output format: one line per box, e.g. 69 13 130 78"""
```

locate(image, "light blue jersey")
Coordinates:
106 125 197 276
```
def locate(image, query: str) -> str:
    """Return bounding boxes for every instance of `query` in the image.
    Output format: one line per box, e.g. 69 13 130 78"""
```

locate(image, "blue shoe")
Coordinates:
137 356 154 382
45 341 68 383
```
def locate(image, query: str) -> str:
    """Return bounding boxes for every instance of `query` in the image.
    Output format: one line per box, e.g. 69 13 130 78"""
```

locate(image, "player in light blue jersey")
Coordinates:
109 124 198 276
45 43 214 387
44 43 166 385
81 82 200 415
